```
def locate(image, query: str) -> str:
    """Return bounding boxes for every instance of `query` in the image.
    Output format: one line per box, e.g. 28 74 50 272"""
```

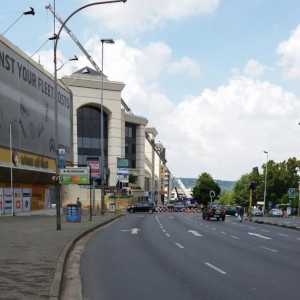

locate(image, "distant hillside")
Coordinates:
179 178 236 191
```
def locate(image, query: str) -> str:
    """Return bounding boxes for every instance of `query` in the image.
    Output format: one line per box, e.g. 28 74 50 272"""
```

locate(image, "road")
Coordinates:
80 213 300 300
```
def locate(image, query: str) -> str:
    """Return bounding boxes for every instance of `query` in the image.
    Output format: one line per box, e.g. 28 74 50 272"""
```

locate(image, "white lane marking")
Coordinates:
205 262 227 275
175 243 184 249
205 225 209 228
120 228 140 235
166 233 170 237
249 226 256 229
278 233 289 238
220 231 227 235
260 246 278 253
188 230 202 237
162 229 166 233
261 229 269 233
231 235 240 239
248 232 272 240
211 228 217 231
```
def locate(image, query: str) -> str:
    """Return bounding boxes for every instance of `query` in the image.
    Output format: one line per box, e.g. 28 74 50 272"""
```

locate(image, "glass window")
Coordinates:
77 106 107 166
125 123 136 169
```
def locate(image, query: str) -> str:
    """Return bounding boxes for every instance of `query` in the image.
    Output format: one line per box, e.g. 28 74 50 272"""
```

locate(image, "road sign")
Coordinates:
59 167 90 185
288 188 295 199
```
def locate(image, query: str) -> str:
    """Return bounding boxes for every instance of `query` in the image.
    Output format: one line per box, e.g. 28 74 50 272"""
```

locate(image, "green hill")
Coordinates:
179 178 235 191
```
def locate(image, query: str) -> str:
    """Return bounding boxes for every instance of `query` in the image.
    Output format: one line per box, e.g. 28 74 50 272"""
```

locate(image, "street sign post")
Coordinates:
59 167 90 185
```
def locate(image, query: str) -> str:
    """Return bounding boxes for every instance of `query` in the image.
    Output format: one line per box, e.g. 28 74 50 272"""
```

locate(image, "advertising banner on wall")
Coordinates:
0 187 3 214
4 188 12 214
117 158 129 183
87 157 100 179
14 188 22 213
0 38 72 161
22 188 31 212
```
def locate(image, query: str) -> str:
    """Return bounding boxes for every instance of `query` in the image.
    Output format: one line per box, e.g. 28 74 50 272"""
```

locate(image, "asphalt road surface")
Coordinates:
80 213 300 300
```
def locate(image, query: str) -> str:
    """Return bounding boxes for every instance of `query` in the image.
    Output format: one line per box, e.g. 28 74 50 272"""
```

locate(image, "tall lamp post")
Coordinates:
1 7 35 36
263 150 268 215
10 121 18 216
53 1 127 229
100 39 114 215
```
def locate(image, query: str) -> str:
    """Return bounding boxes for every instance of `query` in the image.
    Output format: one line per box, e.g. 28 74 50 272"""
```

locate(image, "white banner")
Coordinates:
4 188 12 214
0 187 3 214
22 188 31 212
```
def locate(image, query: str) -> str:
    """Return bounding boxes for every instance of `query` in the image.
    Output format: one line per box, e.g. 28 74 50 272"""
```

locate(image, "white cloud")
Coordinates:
158 77 300 180
277 25 300 79
168 56 201 77
243 59 267 78
82 0 219 35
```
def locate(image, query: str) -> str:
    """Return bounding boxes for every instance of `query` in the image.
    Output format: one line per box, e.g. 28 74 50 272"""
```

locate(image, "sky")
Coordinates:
1 0 300 181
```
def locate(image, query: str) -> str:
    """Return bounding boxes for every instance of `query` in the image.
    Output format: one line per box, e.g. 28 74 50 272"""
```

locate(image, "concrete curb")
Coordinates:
49 214 123 300
254 219 300 231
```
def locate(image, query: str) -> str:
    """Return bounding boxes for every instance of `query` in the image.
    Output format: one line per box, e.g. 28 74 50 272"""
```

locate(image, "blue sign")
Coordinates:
288 188 296 199
58 148 66 169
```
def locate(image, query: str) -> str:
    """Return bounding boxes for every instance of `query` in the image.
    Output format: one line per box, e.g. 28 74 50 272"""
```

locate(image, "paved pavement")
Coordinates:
0 208 123 299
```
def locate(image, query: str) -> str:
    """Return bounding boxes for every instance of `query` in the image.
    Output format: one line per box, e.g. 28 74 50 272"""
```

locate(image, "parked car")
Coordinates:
224 205 236 216
268 208 283 217
202 202 226 221
127 202 155 213
174 202 185 212
252 208 263 217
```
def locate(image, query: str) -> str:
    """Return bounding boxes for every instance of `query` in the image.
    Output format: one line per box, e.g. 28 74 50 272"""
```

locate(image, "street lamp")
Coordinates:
100 39 114 215
53 1 126 229
10 121 18 216
263 150 268 215
57 55 78 71
1 7 35 36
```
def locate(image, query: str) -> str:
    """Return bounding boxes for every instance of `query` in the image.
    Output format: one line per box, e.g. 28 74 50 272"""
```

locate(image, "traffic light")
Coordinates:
248 181 256 190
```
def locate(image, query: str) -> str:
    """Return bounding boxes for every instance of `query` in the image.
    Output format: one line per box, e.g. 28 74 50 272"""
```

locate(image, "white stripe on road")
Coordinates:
231 235 240 239
261 229 269 233
166 233 170 237
175 243 184 249
205 262 227 275
278 233 289 237
220 231 227 235
260 246 278 253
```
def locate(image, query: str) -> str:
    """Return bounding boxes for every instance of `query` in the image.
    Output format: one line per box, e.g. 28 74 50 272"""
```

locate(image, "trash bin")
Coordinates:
109 203 116 213
66 204 81 222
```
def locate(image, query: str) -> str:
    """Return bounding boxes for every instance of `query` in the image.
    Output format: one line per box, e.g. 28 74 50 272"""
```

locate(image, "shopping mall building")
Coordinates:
0 35 166 214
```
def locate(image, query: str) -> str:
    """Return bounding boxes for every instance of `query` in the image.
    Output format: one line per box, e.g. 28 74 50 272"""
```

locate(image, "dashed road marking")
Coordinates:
175 243 184 249
260 246 278 253
205 262 226 275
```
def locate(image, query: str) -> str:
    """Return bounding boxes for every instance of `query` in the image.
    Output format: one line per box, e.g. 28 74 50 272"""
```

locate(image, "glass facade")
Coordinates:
77 106 107 167
125 123 136 169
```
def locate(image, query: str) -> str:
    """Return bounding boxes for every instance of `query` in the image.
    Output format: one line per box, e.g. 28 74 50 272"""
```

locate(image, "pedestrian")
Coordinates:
239 206 244 222
77 197 82 208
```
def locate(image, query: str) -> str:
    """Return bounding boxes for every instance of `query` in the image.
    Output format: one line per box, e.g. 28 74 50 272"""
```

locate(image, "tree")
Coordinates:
192 172 221 205
233 173 250 206
220 190 235 205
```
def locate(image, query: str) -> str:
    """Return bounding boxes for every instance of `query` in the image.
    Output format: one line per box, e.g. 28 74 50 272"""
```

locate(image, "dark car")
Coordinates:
174 202 185 212
252 208 263 217
127 202 155 213
202 202 226 221
224 205 236 216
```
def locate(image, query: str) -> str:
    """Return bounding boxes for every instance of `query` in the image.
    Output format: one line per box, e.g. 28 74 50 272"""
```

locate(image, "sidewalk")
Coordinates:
0 208 123 299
